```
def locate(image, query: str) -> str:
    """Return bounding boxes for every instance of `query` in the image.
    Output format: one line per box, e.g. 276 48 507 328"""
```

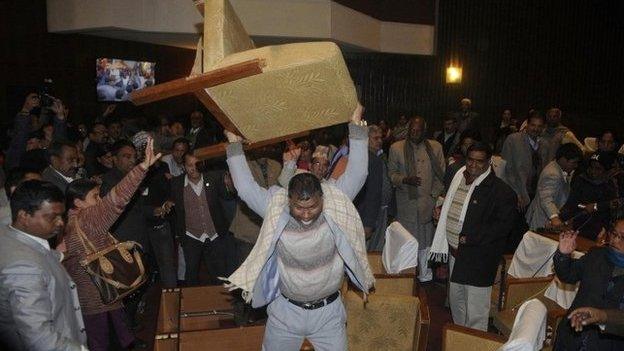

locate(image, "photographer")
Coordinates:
6 90 68 171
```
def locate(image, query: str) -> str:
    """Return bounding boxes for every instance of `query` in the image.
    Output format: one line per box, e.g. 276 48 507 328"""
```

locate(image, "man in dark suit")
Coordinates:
0 180 87 350
431 142 516 331
100 140 147 246
433 115 460 157
353 125 384 239
187 111 217 150
170 153 235 285
41 140 79 194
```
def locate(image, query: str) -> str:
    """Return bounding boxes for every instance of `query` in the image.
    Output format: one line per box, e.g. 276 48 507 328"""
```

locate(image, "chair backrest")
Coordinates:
442 323 506 351
382 221 419 274
373 275 417 296
344 290 422 351
368 252 417 275
368 252 385 275
500 299 547 351
503 276 553 311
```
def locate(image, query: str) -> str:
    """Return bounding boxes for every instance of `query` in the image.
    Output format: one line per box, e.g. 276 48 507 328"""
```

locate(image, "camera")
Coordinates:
38 78 57 108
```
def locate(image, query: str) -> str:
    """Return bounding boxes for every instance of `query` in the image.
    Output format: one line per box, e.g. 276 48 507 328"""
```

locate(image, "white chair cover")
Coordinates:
382 221 419 274
508 232 559 278
543 275 580 309
498 299 547 351
508 231 583 308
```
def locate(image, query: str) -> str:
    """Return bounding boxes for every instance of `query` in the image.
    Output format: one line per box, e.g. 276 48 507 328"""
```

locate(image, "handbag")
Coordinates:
73 217 147 305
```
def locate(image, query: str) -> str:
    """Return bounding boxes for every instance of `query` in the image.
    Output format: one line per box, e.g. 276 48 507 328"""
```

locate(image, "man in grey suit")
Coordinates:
502 111 548 211
526 143 583 230
41 140 79 194
0 180 88 351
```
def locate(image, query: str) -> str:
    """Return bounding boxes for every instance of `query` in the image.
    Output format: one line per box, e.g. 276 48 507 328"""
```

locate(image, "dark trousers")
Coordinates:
83 308 134 351
181 233 236 285
236 239 255 265
148 222 178 288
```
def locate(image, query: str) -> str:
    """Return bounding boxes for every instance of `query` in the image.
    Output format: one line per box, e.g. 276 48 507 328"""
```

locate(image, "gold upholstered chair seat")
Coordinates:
344 290 427 351
205 41 358 143
442 323 506 351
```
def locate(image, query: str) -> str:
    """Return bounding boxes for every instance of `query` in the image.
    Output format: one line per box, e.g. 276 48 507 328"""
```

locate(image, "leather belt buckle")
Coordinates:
285 291 339 310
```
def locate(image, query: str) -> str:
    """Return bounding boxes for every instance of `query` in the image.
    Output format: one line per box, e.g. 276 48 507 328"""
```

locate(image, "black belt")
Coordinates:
283 291 340 310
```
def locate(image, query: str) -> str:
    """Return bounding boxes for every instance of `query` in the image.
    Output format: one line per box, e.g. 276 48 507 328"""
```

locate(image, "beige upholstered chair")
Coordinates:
442 324 506 351
344 289 429 351
196 0 358 143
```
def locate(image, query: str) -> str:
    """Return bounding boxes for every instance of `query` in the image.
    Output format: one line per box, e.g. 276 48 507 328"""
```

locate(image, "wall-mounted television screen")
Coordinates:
96 58 155 102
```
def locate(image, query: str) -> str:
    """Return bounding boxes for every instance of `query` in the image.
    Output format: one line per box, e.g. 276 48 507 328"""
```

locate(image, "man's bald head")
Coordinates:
408 117 427 144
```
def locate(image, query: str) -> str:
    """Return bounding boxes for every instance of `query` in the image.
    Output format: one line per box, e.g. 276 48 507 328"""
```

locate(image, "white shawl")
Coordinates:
428 165 492 263
223 183 375 302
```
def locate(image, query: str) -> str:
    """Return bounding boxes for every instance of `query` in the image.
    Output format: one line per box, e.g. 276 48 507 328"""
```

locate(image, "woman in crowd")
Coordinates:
62 137 160 351
554 218 624 350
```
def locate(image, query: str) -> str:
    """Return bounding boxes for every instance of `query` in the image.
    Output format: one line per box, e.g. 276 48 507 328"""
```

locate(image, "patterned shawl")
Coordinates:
223 183 375 302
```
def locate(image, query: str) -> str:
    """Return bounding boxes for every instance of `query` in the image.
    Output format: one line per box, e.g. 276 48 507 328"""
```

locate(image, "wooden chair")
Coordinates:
490 254 514 315
442 323 506 351
130 0 359 160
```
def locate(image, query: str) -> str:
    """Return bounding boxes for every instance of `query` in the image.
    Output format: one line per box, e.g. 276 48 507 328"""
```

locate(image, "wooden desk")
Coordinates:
155 285 315 350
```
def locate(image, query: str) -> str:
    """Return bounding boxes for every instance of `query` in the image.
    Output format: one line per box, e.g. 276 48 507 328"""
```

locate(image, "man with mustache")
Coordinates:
42 140 79 194
0 180 88 350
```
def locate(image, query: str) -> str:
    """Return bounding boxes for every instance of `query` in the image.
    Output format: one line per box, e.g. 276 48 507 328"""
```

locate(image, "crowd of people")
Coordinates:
1 91 623 350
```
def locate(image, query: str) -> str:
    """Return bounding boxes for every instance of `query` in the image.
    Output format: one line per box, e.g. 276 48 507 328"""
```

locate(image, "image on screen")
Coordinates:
96 58 155 102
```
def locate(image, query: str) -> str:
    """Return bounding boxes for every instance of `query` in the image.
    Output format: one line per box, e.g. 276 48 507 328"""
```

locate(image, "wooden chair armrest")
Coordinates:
502 275 554 310
505 275 555 285
548 307 567 319
442 323 506 351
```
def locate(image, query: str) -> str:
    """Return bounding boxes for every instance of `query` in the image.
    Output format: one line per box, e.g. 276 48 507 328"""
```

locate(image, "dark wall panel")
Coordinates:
347 0 624 139
2 0 623 142
1 0 197 126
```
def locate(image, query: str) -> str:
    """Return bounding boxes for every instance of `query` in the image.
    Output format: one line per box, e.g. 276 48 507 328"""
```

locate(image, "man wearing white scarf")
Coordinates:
222 107 374 351
429 142 516 331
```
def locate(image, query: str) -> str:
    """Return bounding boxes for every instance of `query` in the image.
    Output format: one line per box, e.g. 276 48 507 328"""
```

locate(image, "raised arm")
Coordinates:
333 104 369 200
79 166 147 235
333 125 369 200
50 100 68 141
277 148 301 188
225 132 271 218
553 230 585 284
6 96 36 169
79 137 160 234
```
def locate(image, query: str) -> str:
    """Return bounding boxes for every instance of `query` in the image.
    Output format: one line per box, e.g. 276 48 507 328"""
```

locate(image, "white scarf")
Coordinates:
428 165 492 263
223 183 374 302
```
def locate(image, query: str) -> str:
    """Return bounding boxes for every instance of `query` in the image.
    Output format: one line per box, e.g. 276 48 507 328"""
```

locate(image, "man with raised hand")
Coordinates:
222 106 374 351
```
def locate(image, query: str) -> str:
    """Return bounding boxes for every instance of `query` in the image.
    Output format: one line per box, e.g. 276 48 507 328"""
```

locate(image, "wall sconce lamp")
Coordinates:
446 66 462 84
